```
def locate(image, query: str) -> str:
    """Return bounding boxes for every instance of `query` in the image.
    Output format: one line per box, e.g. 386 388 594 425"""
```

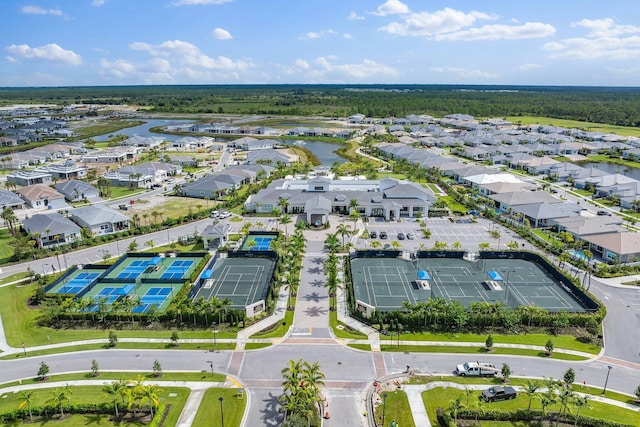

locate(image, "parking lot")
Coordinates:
357 216 533 254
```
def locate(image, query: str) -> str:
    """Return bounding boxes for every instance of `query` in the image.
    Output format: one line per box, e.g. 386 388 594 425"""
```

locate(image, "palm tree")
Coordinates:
151 210 160 225
103 380 126 417
572 395 591 427
370 240 382 249
524 379 540 410
140 384 163 417
1 206 18 236
336 223 352 248
280 214 292 235
278 197 289 214
48 385 72 418
448 396 463 424
349 198 359 214
324 233 340 254
478 242 491 251
17 390 34 422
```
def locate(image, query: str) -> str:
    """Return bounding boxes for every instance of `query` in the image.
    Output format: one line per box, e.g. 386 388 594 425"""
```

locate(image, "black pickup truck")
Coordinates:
481 386 517 402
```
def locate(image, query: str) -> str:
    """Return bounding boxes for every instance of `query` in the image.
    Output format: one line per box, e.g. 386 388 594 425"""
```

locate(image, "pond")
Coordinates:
92 120 348 165
93 119 193 142
579 161 640 181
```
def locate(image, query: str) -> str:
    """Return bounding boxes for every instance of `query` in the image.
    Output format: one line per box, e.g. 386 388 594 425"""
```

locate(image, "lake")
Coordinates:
92 120 348 165
580 161 640 181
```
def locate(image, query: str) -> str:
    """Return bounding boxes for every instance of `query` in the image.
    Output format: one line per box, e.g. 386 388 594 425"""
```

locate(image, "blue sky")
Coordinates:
2 0 640 87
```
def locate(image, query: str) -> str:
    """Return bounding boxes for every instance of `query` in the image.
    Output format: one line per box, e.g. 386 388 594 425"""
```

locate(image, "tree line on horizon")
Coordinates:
2 84 640 127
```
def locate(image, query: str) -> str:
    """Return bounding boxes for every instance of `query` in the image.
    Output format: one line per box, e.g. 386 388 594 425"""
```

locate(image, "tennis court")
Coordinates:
50 270 102 294
160 259 194 280
351 255 589 313
241 234 275 251
133 286 174 313
194 256 275 309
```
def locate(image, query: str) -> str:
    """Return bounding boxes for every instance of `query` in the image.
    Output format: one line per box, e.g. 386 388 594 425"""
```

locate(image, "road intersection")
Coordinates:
0 217 639 426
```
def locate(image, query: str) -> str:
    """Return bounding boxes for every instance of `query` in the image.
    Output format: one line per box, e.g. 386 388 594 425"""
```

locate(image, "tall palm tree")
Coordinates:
103 381 125 417
140 384 163 417
448 396 463 424
572 395 591 427
323 233 340 253
17 390 34 422
280 214 292 235
278 197 289 214
48 385 72 418
336 223 352 248
524 379 540 410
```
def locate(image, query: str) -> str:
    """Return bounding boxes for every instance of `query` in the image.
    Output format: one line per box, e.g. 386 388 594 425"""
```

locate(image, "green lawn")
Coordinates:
373 390 415 427
330 311 367 339
0 228 16 264
421 387 638 426
439 196 467 214
379 344 588 360
106 187 147 200
0 385 188 427
192 388 246 427
347 343 371 351
69 120 146 140
393 332 600 354
249 303 294 339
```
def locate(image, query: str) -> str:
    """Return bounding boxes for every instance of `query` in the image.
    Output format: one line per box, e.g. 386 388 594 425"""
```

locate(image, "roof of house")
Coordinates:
490 191 562 206
16 184 64 201
466 173 524 185
0 190 24 207
512 202 582 220
202 223 231 238
583 232 640 255
23 212 80 235
55 180 98 196
70 205 129 227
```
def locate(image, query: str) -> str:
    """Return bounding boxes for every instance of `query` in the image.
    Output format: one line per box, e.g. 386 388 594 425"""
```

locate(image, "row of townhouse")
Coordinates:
285 127 354 139
375 141 640 264
166 123 280 137
181 164 274 199
0 142 86 170
1 180 102 212
101 162 181 188
22 204 131 249
0 117 75 145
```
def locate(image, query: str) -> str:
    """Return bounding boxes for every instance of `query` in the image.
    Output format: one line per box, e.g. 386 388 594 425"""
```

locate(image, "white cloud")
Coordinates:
518 63 543 71
5 56 20 64
129 40 251 71
298 30 336 40
171 0 232 6
348 11 365 21
379 7 494 37
436 22 555 41
544 18 640 60
212 28 233 40
343 33 353 39
21 5 63 16
285 57 398 82
5 43 82 65
373 0 410 16
573 18 640 38
430 66 497 80
92 0 106 6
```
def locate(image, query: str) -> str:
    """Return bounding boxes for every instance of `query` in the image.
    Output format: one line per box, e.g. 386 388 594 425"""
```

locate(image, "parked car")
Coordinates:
383 244 391 249
380 231 388 239
597 210 612 216
455 362 499 377
397 232 406 240
219 211 232 219
406 232 415 240
210 210 219 218
481 386 517 402
369 231 377 239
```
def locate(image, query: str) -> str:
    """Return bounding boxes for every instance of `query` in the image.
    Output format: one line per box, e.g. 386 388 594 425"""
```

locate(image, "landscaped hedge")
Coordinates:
0 402 122 423
447 408 636 427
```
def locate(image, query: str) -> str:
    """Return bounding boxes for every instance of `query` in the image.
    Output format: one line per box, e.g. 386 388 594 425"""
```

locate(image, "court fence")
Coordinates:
44 264 106 294
479 251 600 312
350 250 402 260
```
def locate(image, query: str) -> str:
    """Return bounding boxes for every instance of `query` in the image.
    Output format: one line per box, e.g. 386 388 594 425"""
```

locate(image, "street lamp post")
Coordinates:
281 321 286 336
207 360 214 376
218 397 225 427
397 323 402 349
602 365 613 394
212 322 218 352
381 392 388 426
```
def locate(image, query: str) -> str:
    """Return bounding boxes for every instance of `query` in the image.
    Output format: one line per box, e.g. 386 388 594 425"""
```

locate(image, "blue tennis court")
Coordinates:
160 260 193 280
241 234 275 251
55 272 100 294
132 286 173 313
115 257 163 280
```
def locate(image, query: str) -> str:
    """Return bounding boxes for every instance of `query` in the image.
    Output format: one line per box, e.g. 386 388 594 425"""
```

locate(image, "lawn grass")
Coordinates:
69 120 146 140
0 385 189 425
379 344 588 360
243 342 272 350
0 371 226 389
329 311 367 339
394 332 600 354
248 303 294 339
505 116 640 137
421 386 638 426
439 195 467 214
0 228 15 263
0 342 236 360
192 388 246 427
106 187 146 200
373 390 415 427
347 343 371 351
0 271 29 286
